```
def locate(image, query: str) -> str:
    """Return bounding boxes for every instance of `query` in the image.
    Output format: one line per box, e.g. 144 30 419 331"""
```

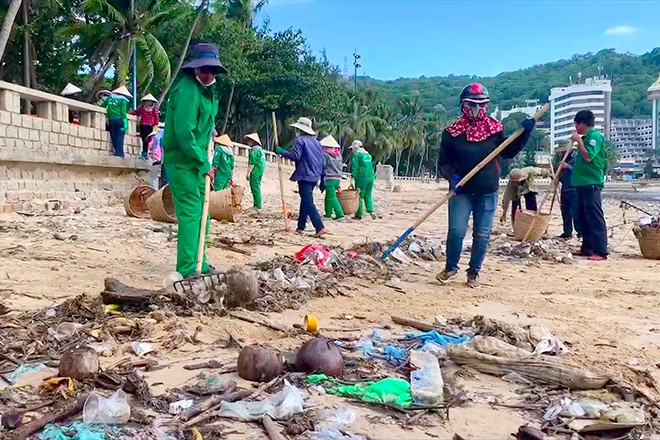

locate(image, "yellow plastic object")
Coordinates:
191 428 203 440
43 377 74 392
304 315 318 332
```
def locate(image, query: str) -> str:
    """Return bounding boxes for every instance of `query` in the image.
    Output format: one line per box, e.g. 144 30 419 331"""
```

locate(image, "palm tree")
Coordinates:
72 0 187 95
224 0 268 29
397 95 425 176
0 0 22 62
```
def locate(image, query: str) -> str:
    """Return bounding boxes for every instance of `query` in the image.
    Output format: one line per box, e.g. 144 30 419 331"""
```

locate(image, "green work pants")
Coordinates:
165 163 210 278
214 173 231 191
324 179 344 219
355 178 374 219
250 172 263 209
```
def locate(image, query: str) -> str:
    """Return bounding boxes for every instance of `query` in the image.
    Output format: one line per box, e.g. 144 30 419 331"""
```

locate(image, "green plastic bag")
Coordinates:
306 375 412 408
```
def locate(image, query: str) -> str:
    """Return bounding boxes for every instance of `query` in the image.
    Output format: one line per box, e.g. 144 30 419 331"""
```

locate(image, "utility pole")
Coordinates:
353 51 361 94
131 0 137 109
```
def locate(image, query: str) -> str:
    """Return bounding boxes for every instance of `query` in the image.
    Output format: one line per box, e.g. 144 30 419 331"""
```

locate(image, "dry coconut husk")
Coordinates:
59 345 100 380
225 268 260 309
471 336 533 359
447 344 608 390
392 185 403 193
237 345 282 382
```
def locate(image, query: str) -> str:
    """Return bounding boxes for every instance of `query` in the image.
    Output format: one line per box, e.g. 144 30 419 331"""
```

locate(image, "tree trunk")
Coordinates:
21 0 30 112
0 0 22 64
221 81 235 134
85 51 118 100
394 149 402 176
158 0 208 104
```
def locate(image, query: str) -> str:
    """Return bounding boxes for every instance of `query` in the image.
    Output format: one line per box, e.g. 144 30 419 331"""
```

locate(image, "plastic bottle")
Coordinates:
83 390 131 424
409 350 444 405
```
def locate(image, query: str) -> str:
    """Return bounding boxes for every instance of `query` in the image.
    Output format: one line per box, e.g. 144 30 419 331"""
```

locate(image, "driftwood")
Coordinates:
101 278 163 305
183 360 237 372
391 315 436 332
229 311 289 333
447 345 609 390
180 389 251 424
216 242 252 256
10 393 88 439
263 415 285 440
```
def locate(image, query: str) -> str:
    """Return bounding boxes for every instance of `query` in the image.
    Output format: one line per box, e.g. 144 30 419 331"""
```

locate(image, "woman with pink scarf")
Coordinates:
320 135 345 222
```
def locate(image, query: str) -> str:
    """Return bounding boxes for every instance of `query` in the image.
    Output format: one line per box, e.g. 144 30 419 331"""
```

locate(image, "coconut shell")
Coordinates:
225 268 260 309
295 337 344 377
237 345 282 382
58 345 100 380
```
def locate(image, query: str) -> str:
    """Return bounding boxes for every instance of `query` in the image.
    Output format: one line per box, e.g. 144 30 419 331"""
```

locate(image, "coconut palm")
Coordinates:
70 0 188 95
0 0 22 62
224 0 268 29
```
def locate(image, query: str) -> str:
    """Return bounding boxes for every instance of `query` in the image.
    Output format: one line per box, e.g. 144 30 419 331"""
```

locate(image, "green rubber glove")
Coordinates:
275 146 285 155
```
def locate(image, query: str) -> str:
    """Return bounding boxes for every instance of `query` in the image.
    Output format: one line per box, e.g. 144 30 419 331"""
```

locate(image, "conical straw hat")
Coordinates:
112 85 133 98
61 83 82 96
141 94 157 102
320 135 340 149
243 133 261 146
215 134 233 147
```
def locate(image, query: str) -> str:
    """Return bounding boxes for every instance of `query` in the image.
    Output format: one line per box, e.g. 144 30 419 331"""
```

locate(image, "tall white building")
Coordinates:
610 119 653 165
549 77 612 151
648 73 660 151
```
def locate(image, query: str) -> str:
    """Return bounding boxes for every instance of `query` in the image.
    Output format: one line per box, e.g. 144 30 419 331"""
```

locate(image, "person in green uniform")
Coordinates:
571 110 608 261
162 43 225 278
244 133 265 210
99 86 132 157
320 135 345 221
212 134 235 191
349 140 376 220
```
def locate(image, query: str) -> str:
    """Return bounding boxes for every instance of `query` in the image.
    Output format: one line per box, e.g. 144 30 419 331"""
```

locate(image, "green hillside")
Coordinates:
363 48 660 119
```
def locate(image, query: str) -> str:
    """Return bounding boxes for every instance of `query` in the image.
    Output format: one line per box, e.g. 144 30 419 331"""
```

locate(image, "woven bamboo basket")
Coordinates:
124 185 156 218
145 185 177 223
209 186 244 222
338 188 359 216
633 226 660 259
513 210 551 241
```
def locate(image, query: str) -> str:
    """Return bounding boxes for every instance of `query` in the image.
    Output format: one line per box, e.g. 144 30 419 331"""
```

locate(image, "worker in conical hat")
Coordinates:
349 140 376 221
131 93 160 159
320 135 345 222
244 133 265 210
212 134 235 191
98 85 132 157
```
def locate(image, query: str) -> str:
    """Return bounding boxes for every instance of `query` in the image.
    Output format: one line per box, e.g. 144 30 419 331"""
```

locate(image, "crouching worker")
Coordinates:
162 43 225 279
437 83 535 288
500 166 551 227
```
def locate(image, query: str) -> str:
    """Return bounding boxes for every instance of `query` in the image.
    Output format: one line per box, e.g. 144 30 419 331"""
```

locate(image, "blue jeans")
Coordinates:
298 181 324 233
108 118 125 157
445 191 498 275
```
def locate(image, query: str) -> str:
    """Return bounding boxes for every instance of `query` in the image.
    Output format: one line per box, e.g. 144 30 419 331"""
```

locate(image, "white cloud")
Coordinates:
605 25 639 36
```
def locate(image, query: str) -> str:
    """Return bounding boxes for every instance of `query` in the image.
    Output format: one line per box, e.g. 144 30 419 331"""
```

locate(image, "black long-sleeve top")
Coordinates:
437 129 531 195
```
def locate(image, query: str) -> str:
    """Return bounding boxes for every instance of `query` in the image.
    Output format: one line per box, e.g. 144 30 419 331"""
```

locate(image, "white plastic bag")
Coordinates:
409 350 444 405
217 382 303 421
83 390 131 424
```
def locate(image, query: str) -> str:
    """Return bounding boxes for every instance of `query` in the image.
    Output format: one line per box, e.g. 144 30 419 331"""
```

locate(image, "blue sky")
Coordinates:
259 0 660 80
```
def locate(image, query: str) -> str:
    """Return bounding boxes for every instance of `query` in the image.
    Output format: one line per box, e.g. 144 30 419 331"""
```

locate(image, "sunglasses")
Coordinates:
465 101 488 108
198 66 216 74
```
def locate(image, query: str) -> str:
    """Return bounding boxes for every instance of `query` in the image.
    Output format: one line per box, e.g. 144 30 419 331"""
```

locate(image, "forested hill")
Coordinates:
363 48 660 119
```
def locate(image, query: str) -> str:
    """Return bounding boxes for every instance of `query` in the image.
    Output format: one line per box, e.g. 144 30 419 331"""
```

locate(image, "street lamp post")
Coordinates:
353 51 361 94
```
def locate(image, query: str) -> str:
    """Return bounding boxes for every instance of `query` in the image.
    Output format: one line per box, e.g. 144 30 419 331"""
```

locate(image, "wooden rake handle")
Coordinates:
195 139 215 275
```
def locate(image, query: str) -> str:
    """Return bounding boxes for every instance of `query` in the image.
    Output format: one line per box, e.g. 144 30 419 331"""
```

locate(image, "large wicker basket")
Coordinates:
145 185 177 223
633 226 660 259
513 210 551 242
338 188 360 216
124 185 156 218
209 186 245 222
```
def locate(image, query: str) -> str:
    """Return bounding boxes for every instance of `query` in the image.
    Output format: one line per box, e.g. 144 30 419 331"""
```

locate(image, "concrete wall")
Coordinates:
0 81 292 213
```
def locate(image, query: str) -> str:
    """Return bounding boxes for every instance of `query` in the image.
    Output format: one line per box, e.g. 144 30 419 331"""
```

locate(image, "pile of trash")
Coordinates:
490 235 575 265
634 215 660 230
350 235 445 262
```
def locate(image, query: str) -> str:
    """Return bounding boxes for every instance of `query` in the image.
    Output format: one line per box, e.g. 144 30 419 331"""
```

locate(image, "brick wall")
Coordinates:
0 81 293 213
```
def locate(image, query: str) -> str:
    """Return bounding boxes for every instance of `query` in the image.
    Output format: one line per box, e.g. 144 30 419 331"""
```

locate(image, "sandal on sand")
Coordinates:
315 229 328 238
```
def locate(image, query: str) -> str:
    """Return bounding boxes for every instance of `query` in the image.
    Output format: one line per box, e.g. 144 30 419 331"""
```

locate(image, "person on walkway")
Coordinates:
212 134 235 191
320 135 345 221
500 166 551 227
244 133 265 210
349 140 376 220
555 140 581 239
131 94 160 159
437 83 535 288
99 86 132 158
61 83 83 124
571 110 608 261
149 123 167 188
275 117 327 237
162 43 225 278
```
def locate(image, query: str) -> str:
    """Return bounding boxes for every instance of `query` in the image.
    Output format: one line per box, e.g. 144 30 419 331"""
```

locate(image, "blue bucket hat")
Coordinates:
182 43 226 74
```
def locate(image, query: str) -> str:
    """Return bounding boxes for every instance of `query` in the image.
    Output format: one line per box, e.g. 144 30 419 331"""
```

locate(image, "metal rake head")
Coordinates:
173 273 225 296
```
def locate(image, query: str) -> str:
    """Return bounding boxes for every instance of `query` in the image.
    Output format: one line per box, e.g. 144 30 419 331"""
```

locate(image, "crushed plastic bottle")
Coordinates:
317 407 356 430
409 350 444 405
